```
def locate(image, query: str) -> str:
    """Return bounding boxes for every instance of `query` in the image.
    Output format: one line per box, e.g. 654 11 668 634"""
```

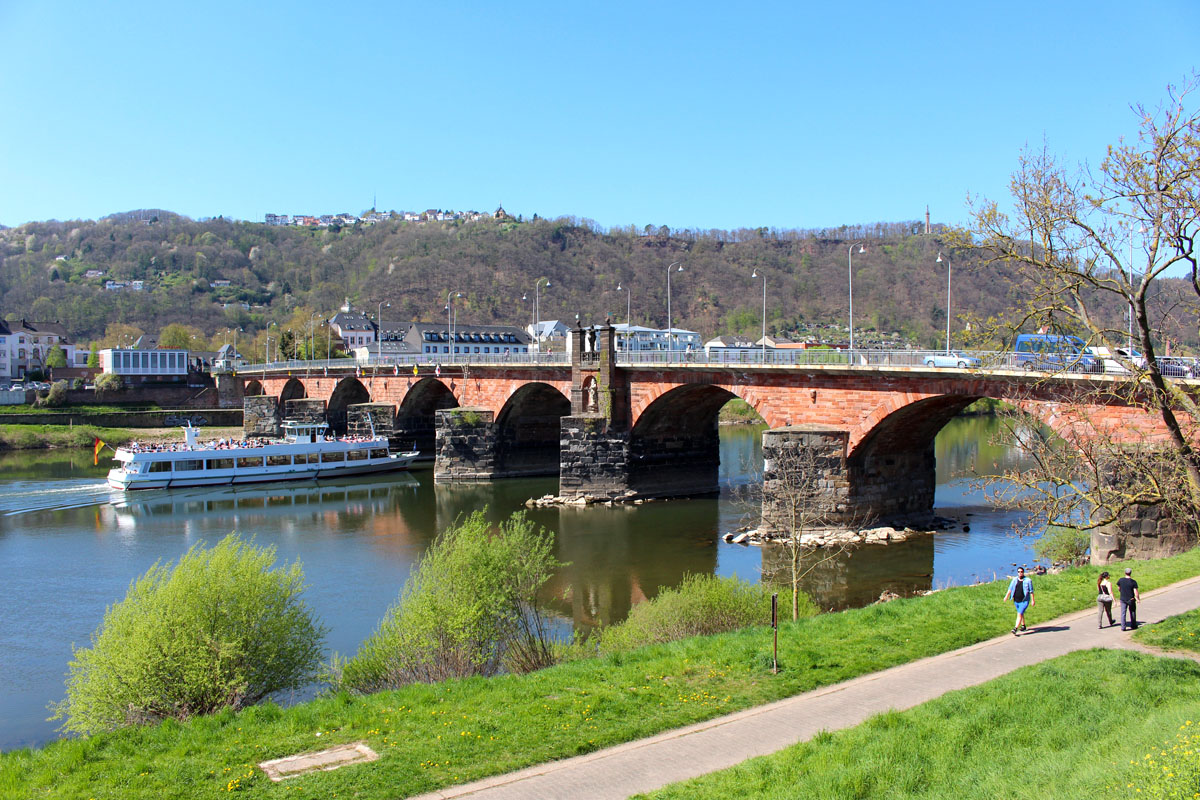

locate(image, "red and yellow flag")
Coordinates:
93 437 106 466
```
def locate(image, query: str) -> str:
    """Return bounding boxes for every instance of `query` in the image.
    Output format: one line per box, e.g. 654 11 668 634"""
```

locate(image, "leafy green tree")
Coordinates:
93 372 123 395
86 345 99 368
51 535 326 735
335 511 561 693
158 323 207 351
44 346 66 369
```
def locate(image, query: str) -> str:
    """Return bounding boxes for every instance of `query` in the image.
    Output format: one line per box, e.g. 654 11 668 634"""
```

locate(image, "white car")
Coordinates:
922 351 982 369
1086 346 1145 374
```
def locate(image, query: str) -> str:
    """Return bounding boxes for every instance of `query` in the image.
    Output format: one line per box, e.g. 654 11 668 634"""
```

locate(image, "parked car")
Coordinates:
922 351 982 369
1014 334 1097 372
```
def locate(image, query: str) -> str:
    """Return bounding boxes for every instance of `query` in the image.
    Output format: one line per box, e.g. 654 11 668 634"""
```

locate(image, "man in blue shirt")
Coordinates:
1004 567 1035 636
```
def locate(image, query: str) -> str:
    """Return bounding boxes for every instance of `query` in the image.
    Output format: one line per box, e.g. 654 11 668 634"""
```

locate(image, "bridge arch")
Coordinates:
327 378 370 435
495 382 571 476
244 379 264 396
279 378 307 405
396 378 459 455
629 384 741 496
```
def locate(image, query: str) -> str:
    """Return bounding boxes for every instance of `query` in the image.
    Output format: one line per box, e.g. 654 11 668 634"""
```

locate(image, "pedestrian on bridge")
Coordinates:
1004 567 1034 636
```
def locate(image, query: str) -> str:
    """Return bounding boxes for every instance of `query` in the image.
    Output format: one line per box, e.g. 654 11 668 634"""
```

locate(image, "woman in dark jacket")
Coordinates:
1097 571 1116 628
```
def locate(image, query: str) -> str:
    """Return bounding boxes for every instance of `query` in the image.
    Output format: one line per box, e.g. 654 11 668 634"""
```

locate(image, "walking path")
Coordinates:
409 574 1200 800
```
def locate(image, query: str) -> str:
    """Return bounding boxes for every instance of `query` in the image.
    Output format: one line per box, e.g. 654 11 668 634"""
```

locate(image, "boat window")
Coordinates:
206 458 235 470
293 453 316 465
371 448 388 459
320 452 345 464
267 455 291 467
148 461 172 473
237 456 264 469
347 449 367 461
175 460 204 473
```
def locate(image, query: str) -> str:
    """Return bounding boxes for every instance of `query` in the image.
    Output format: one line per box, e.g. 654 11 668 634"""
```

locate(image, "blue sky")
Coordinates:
0 1 1195 232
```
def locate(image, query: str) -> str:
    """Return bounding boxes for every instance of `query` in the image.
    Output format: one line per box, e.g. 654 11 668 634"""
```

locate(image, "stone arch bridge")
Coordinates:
237 324 1179 533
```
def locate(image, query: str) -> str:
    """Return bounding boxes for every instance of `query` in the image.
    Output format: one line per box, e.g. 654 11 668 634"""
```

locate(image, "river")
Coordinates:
0 414 1038 751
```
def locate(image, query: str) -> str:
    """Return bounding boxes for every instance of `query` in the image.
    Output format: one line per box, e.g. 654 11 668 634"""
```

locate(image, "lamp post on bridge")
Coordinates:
532 278 550 354
752 269 766 362
446 290 462 364
616 281 631 328
848 242 865 356
376 301 390 365
666 261 683 358
936 252 951 353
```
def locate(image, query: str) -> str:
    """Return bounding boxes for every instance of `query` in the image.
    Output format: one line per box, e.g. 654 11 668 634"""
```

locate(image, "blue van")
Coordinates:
1013 334 1097 372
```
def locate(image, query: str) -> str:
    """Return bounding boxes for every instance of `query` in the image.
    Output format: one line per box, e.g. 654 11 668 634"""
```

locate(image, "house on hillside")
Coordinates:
329 299 377 351
0 319 80 379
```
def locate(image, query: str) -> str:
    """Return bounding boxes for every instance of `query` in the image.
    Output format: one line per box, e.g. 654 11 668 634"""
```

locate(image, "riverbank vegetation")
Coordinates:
639 649 1200 800
5 548 1199 799
1133 607 1200 654
0 423 243 450
52 535 326 736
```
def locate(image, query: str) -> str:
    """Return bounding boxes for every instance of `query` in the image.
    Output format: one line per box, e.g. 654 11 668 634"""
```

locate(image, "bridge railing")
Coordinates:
235 350 1199 377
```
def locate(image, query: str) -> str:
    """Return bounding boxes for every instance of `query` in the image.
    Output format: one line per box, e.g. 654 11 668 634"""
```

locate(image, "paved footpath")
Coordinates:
409 574 1200 800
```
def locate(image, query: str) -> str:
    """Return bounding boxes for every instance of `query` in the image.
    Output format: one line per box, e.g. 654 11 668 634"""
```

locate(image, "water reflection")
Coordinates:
0 417 1041 751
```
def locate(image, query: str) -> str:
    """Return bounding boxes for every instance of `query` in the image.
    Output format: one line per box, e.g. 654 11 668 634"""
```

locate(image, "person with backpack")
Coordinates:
1004 567 1035 635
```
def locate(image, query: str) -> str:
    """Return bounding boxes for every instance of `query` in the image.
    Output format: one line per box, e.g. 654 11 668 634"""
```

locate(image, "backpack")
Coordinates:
1012 578 1026 603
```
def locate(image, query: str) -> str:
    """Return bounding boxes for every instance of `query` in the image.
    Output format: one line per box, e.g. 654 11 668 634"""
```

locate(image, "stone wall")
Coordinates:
434 408 497 482
559 414 632 500
243 396 279 437
283 399 326 423
1092 503 1198 564
847 445 936 527
0 408 241 429
347 403 395 438
760 426 852 534
629 425 721 498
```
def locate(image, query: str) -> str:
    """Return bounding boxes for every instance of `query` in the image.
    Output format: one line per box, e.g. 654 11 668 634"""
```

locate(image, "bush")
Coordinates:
597 574 788 654
1034 524 1091 564
39 380 68 408
335 510 561 693
51 534 326 735
93 372 122 395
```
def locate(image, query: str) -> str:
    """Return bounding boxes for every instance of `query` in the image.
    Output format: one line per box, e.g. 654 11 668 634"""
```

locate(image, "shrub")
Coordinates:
1034 524 1091 564
94 372 122 395
39 380 68 408
597 574 791 654
51 534 326 735
335 510 561 693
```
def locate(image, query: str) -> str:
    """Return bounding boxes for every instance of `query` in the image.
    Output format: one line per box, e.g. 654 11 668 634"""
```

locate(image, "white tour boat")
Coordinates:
107 421 419 490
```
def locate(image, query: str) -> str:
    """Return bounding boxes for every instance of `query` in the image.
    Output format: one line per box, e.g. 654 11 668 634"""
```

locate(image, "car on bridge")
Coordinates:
922 351 982 369
1014 334 1097 373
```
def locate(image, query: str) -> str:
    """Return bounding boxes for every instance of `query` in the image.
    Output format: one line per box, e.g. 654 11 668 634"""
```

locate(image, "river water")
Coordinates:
0 415 1038 751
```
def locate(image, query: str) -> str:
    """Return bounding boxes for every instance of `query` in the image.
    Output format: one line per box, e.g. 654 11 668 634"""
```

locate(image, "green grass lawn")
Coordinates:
3 550 1199 800
637 649 1200 800
1133 607 1200 654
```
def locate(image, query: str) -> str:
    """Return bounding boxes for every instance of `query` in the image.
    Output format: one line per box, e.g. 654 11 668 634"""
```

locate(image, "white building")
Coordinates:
329 299 377 351
527 320 570 351
0 319 80 379
612 323 702 352
99 347 191 382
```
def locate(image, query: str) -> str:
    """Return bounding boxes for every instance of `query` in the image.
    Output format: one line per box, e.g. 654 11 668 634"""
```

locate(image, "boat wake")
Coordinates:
0 480 115 515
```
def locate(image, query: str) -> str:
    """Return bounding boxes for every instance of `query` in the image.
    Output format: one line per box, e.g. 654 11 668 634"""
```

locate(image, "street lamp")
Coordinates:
376 301 390 364
751 269 767 361
1128 224 1146 351
666 261 683 356
309 312 320 360
266 321 277 363
533 278 550 353
616 282 631 328
446 290 462 362
936 252 951 353
848 243 865 354
233 327 242 364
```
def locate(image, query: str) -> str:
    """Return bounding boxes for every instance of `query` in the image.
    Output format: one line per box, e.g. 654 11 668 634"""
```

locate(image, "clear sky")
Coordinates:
0 1 1195 232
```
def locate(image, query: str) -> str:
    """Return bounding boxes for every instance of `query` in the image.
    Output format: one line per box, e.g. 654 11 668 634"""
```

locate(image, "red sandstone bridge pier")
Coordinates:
232 323 1181 546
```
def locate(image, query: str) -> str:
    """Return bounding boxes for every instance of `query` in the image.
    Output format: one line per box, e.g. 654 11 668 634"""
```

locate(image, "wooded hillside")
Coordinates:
1 211 1193 354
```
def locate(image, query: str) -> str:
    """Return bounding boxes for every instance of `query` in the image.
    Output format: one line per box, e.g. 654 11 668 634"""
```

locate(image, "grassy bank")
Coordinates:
640 649 1200 799
4 550 1199 799
0 424 244 451
1133 607 1200 654
717 399 765 424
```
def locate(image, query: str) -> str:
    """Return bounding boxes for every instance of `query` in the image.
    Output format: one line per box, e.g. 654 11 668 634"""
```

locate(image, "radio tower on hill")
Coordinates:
925 206 931 234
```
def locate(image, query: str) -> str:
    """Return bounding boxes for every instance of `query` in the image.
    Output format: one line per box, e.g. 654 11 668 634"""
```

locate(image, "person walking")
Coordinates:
1097 571 1116 628
1004 567 1035 635
1117 567 1141 631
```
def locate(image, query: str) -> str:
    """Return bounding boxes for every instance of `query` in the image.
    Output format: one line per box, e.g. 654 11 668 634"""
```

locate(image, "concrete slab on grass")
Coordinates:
259 741 379 782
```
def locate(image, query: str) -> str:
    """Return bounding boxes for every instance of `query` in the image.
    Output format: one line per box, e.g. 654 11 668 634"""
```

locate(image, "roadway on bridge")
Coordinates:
407 574 1200 800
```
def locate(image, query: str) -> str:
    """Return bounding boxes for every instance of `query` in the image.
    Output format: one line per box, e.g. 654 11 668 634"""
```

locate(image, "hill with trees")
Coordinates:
0 211 1194 359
